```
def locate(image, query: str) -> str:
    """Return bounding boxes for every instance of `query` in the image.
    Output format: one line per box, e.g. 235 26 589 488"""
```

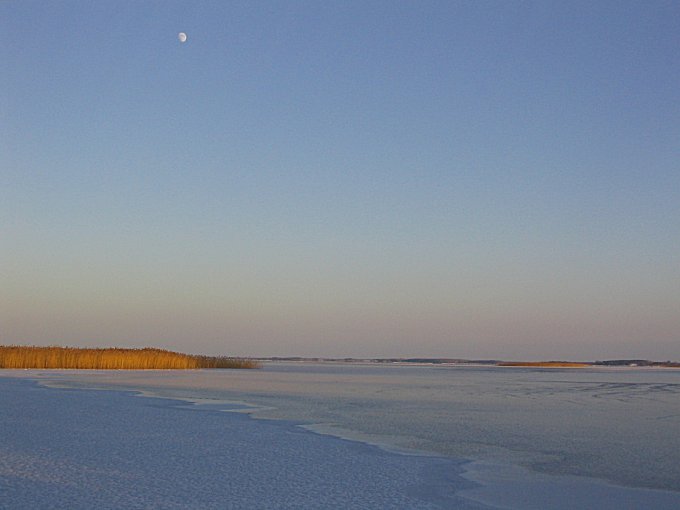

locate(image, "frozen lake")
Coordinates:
2 363 680 508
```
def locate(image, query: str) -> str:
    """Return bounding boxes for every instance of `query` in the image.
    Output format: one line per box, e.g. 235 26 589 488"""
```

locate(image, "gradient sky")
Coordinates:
2 1 679 359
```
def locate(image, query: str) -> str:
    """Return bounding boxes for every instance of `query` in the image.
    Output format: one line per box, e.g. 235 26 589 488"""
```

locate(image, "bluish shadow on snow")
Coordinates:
0 377 487 509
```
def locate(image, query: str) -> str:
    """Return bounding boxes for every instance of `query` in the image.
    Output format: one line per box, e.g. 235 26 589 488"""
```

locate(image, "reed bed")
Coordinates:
0 346 259 370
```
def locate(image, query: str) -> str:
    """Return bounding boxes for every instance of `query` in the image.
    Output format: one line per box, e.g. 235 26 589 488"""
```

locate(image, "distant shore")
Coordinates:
496 361 591 368
2 347 676 370
257 357 680 368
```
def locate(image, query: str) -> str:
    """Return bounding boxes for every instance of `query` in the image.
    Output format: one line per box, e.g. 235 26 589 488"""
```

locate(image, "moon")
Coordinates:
178 32 187 43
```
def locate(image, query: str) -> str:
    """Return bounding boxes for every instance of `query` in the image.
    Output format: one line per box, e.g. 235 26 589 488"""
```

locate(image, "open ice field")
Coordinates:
2 363 680 509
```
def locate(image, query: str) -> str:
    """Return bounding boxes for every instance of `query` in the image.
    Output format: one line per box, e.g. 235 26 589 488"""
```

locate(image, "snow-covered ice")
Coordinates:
2 364 680 509
0 377 483 509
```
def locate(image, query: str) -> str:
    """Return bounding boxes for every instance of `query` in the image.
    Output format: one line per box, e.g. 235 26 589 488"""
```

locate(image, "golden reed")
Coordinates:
497 361 590 368
0 346 259 370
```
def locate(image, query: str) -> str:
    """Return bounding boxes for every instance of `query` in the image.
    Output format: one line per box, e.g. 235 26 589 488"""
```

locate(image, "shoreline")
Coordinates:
254 358 680 368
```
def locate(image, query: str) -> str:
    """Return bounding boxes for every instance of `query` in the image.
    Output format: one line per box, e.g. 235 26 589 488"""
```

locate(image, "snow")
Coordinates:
2 367 680 509
460 461 680 510
0 377 483 509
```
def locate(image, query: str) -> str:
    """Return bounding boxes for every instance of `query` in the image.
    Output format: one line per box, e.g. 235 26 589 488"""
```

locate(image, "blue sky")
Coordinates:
2 1 679 359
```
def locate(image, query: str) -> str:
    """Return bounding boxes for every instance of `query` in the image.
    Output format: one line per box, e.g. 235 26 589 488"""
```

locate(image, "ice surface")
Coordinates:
460 461 680 510
2 364 680 509
19 363 680 490
0 377 484 509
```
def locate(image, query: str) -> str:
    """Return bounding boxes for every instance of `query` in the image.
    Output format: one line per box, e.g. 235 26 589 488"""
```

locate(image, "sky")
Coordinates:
2 1 679 360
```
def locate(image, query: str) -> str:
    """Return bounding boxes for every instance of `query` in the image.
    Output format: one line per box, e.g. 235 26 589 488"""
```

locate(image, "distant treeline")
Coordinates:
593 359 680 368
0 346 259 370
259 357 679 367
